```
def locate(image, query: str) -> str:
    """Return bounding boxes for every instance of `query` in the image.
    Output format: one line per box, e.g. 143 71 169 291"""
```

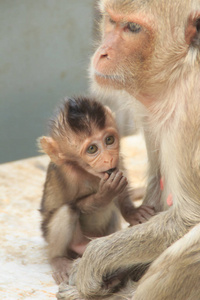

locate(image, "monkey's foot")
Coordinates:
51 257 74 285
56 283 83 300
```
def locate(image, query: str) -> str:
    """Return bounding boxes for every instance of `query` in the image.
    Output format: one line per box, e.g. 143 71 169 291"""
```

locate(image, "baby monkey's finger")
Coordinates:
104 170 126 193
140 206 155 216
116 176 128 193
109 171 124 188
99 173 109 189
107 169 119 181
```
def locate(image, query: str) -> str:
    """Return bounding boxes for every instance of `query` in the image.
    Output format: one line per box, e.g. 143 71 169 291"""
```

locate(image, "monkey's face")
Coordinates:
90 7 155 99
80 127 120 179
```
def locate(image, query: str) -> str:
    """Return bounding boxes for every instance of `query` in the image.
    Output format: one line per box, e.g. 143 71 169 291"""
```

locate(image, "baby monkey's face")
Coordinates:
80 127 120 179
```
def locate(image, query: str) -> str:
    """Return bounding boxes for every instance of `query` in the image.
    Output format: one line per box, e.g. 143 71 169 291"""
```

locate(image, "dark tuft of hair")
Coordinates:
49 96 107 137
66 96 106 134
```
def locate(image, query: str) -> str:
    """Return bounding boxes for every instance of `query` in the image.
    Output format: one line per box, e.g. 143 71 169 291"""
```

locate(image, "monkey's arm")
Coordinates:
76 170 127 213
118 188 155 225
71 209 188 298
141 130 162 210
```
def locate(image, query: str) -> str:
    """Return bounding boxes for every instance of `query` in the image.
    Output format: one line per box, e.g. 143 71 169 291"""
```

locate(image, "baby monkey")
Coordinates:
39 96 154 284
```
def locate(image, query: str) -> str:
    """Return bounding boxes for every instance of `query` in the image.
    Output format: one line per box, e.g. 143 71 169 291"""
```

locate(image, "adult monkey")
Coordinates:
57 0 200 299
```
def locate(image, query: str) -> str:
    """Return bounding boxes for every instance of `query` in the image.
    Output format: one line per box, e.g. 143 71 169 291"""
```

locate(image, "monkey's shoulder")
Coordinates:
41 162 99 212
60 161 100 192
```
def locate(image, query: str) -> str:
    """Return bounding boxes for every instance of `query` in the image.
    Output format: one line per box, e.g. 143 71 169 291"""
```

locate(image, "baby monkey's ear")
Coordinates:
38 136 64 165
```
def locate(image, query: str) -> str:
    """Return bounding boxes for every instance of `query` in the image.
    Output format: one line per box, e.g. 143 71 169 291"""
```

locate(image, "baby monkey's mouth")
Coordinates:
105 168 117 175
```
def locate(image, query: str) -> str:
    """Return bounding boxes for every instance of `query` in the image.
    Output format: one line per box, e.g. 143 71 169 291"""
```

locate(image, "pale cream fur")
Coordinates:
57 0 200 299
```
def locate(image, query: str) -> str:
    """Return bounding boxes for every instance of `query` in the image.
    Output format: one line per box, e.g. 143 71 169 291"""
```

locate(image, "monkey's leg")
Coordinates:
133 223 200 300
47 205 80 284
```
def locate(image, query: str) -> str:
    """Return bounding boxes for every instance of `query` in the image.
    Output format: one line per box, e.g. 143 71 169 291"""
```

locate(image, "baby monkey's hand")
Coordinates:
96 169 128 205
124 205 155 226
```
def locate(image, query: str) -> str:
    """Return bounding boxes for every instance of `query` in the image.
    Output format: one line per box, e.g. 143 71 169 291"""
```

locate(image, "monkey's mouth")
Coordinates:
94 71 123 84
105 168 117 175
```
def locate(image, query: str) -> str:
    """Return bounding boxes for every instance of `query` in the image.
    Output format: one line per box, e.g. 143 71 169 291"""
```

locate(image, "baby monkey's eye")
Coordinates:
105 136 115 145
127 22 142 33
87 144 98 154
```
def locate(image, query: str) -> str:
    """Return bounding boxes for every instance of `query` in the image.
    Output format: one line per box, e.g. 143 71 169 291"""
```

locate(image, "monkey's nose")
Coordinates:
106 168 116 175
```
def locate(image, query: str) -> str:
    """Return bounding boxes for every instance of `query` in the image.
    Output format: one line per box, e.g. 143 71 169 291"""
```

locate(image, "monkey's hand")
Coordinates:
51 257 74 285
95 170 128 206
124 205 155 226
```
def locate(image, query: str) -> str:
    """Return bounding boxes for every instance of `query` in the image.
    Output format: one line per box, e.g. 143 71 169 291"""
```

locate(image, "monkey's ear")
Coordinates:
185 11 200 47
39 136 64 164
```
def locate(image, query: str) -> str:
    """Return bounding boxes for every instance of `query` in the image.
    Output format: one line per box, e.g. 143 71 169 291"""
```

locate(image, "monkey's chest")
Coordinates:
78 177 99 195
79 202 118 237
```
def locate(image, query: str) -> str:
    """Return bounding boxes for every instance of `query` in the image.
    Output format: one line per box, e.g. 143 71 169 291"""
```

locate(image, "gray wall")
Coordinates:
0 0 94 163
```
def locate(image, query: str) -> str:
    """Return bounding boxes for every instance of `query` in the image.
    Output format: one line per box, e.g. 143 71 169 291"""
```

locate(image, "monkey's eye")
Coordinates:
87 144 98 154
109 17 116 25
105 136 115 145
127 22 142 33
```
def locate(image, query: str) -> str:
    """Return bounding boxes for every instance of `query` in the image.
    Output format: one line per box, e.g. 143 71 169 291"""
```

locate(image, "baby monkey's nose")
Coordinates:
106 168 117 175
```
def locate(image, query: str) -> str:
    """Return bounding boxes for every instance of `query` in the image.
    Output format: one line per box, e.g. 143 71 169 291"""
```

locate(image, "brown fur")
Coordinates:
39 96 154 285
